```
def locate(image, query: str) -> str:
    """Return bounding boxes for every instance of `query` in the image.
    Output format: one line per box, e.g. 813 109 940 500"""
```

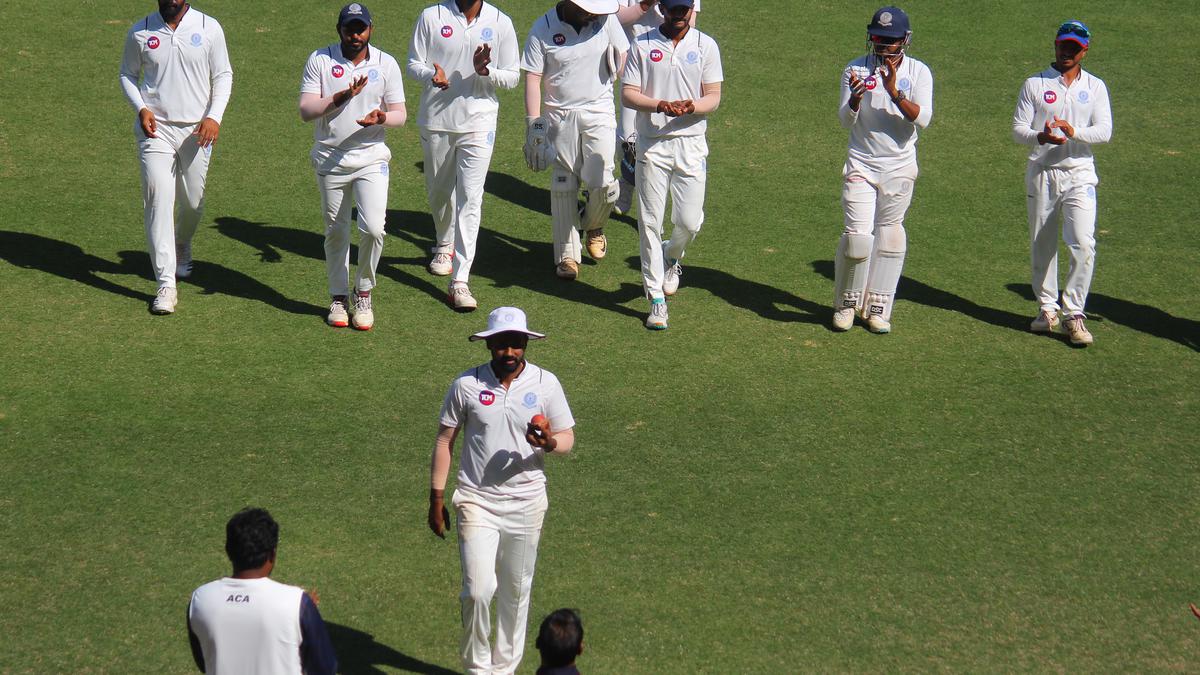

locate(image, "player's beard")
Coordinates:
158 0 187 22
341 38 368 59
491 355 524 376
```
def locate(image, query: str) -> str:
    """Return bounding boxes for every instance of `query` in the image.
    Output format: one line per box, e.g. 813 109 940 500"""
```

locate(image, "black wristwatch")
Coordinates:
891 90 907 104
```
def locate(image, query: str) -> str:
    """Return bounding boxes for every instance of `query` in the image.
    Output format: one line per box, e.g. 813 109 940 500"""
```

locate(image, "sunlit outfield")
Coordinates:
1 1 1197 672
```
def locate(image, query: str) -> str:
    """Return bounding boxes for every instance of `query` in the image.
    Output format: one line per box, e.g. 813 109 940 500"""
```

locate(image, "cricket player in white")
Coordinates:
832 6 933 334
408 0 519 312
120 0 232 315
613 0 701 215
621 0 722 330
188 508 337 675
1013 20 1112 346
300 3 406 330
428 307 575 675
522 1 629 280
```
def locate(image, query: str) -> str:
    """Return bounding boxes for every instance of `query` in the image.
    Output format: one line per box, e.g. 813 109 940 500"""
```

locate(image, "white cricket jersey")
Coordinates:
408 1 520 133
300 45 405 172
1013 66 1112 170
623 27 723 140
619 0 702 41
189 577 304 675
119 8 233 124
837 55 933 172
521 11 629 115
440 361 575 500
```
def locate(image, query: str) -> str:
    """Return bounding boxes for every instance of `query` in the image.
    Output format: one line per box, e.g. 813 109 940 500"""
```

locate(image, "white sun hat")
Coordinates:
469 307 547 341
571 0 619 14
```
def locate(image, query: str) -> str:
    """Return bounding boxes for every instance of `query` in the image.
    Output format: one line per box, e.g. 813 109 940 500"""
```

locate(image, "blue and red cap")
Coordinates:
1056 20 1090 48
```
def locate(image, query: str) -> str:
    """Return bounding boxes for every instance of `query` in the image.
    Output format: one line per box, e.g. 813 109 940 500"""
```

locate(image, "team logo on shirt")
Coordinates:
441 25 454 38
332 64 345 78
898 77 911 91
481 27 494 41
649 49 663 62
147 36 160 49
1043 91 1057 104
487 131 495 145
686 51 698 64
191 33 202 47
1087 186 1096 199
864 76 877 90
479 390 496 406
1078 91 1089 103
368 68 379 82
522 393 539 409
380 163 389 176
553 33 566 46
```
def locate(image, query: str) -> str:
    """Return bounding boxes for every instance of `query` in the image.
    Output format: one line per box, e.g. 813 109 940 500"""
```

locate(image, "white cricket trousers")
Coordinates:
136 121 211 289
453 489 548 675
422 130 496 286
840 159 918 237
638 135 708 300
1026 163 1098 316
315 161 389 297
546 108 617 264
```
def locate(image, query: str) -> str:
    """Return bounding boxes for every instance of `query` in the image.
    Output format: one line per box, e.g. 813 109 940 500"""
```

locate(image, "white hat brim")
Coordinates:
469 328 546 341
571 0 619 15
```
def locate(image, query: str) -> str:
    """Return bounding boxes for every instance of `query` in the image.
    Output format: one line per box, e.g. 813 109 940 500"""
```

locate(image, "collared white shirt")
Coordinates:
521 11 629 115
1013 66 1112 170
837 54 934 172
407 1 519 133
622 27 722 140
120 8 233 124
300 45 405 172
619 0 702 41
189 578 305 675
440 361 575 500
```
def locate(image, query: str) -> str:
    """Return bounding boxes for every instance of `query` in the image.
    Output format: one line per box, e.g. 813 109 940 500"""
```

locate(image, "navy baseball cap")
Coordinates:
338 3 372 27
867 6 910 39
1056 20 1090 47
661 0 696 9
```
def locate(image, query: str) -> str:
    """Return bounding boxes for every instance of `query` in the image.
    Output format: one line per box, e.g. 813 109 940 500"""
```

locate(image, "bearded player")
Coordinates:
831 6 933 334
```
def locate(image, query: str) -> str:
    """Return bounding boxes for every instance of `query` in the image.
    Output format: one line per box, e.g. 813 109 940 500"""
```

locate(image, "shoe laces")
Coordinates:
651 301 668 318
354 293 372 311
156 286 174 299
330 297 347 313
667 262 682 278
451 285 471 298
433 252 451 264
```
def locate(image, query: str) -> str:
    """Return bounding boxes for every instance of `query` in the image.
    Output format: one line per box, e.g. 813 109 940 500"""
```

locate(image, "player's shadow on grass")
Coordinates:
114 250 326 317
386 208 645 320
1005 283 1199 351
623 256 828 325
325 623 458 675
214 215 446 305
811 260 1029 332
0 231 153 301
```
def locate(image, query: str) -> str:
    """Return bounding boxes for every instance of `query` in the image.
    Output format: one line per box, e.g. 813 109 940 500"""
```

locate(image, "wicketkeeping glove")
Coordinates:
605 44 621 81
524 116 553 172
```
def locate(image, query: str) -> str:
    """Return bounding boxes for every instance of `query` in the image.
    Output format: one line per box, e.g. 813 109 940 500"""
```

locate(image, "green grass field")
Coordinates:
1 1 1198 672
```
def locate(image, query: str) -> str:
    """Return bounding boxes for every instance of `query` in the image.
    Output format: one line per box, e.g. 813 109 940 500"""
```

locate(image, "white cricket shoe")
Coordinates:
448 284 478 312
351 291 374 331
832 307 855 331
585 228 607 260
151 286 177 315
645 299 668 330
556 259 578 280
663 261 682 296
866 315 891 334
176 242 193 279
1064 314 1093 346
614 178 634 215
428 251 453 276
327 296 349 327
1030 310 1060 333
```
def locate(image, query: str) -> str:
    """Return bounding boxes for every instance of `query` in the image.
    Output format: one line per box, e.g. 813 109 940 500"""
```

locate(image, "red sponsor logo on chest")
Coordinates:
553 33 566 46
332 64 345 78
649 48 663 62
479 390 496 406
441 25 454 38
864 76 877 90
147 36 160 49
1043 91 1057 104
